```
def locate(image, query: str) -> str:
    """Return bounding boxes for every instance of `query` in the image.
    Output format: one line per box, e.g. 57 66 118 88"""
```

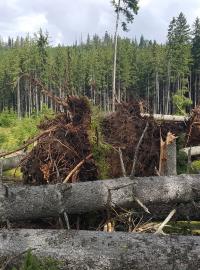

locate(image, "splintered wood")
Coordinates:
159 132 177 176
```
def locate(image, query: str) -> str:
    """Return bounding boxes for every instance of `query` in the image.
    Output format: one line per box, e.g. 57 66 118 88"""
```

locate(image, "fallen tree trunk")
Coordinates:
1 175 200 222
180 146 200 156
141 113 189 122
0 152 25 171
1 229 200 270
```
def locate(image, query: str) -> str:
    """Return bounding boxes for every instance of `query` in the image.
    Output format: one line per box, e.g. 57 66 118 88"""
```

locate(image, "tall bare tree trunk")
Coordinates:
28 81 32 118
112 0 121 112
155 71 159 114
17 77 21 119
166 62 171 114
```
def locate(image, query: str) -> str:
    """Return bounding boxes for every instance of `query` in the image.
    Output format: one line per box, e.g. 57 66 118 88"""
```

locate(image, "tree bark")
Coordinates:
1 175 200 222
1 229 200 270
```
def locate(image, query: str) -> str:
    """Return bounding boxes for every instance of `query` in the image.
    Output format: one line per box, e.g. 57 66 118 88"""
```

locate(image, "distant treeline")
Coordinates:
0 12 200 116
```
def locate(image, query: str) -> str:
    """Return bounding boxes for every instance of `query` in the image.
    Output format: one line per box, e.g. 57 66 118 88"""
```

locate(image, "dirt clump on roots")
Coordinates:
21 96 98 185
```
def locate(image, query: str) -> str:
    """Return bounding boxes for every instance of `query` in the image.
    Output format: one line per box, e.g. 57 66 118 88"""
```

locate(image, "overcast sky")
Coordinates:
0 0 200 45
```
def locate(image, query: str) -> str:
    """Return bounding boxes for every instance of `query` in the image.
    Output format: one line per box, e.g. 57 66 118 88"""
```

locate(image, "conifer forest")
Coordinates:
0 12 199 116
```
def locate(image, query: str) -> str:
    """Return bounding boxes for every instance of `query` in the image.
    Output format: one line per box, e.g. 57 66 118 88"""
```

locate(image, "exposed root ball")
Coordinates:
21 96 98 185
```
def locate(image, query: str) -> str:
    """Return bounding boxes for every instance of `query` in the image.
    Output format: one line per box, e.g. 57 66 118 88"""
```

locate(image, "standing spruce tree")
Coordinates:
111 0 139 111
167 13 191 114
191 17 200 105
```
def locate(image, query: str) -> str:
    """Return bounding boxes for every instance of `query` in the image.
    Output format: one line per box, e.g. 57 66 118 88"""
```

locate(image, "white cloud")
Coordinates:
0 0 200 44
139 0 151 8
15 13 48 33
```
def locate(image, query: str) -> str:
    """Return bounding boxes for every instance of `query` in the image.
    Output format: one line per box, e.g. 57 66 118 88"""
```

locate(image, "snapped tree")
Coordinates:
111 0 139 111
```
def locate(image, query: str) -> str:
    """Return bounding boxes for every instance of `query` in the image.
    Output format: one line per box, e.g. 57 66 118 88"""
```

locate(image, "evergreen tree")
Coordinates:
191 17 200 105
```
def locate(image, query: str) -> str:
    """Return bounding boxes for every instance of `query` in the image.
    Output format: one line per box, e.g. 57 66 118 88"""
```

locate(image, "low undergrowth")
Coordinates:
90 105 112 179
1 250 61 270
0 107 54 152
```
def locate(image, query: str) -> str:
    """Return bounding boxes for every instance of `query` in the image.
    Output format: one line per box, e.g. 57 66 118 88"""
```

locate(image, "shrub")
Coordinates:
0 109 17 127
90 105 112 179
190 160 200 174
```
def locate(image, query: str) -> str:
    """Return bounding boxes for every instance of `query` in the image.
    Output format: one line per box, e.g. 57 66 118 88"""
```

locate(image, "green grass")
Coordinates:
10 249 61 270
0 107 54 152
164 221 200 235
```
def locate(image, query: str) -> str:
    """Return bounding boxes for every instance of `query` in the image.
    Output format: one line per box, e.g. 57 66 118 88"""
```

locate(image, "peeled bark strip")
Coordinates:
2 175 200 222
1 229 200 270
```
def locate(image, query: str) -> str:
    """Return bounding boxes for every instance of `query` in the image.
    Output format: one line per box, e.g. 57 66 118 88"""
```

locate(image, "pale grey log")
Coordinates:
0 153 25 171
181 146 200 156
141 113 189 122
1 175 200 222
1 229 200 270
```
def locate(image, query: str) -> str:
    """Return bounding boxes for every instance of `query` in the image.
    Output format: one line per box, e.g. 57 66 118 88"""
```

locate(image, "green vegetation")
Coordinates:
164 221 200 236
90 106 112 179
176 134 188 174
177 151 188 175
0 106 54 152
172 88 192 115
0 12 200 115
190 160 200 174
11 250 61 270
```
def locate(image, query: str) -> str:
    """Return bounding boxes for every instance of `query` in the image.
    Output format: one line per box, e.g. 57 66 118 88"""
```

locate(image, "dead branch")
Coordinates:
155 209 176 235
63 154 93 183
130 121 149 178
118 148 126 177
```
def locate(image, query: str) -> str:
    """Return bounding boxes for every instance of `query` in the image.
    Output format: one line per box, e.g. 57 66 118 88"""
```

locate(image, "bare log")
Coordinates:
1 229 200 270
180 146 200 156
1 175 200 222
0 152 26 171
141 113 189 122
